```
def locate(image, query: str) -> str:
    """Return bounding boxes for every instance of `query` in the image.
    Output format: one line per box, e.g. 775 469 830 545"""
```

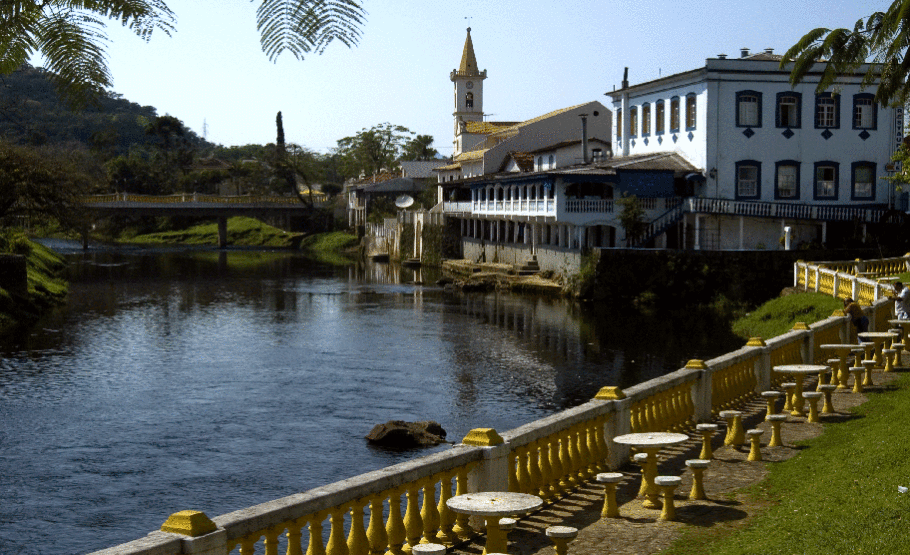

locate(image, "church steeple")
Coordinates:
451 27 487 155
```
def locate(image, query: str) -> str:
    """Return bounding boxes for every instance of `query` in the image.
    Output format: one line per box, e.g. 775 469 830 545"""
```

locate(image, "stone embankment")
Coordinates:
441 259 565 295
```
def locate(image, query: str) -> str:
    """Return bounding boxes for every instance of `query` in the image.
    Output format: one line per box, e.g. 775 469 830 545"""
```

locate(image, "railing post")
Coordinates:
160 510 227 555
683 360 712 423
461 429 509 493
595 388 631 470
748 338 771 392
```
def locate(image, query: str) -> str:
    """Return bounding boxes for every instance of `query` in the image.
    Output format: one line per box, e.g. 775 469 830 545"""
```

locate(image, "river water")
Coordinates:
0 244 743 554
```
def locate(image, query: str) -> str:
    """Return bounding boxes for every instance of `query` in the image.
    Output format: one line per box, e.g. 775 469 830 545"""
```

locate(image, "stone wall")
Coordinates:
461 239 580 273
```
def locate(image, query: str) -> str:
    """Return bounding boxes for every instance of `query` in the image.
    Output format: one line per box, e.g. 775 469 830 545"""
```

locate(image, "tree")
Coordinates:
616 193 646 247
401 134 439 161
0 1 366 106
782 1 910 106
335 122 413 178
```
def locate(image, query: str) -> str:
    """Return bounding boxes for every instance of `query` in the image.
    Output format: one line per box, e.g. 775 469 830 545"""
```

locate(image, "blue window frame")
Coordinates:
814 93 840 129
655 100 665 135
774 160 800 200
813 161 840 199
853 93 877 130
670 97 680 132
851 161 876 200
736 90 762 127
642 103 651 136
630 106 638 137
776 91 801 128
685 93 697 130
735 160 761 199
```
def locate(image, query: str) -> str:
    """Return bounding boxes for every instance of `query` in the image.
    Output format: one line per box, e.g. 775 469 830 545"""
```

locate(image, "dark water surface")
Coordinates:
0 245 742 554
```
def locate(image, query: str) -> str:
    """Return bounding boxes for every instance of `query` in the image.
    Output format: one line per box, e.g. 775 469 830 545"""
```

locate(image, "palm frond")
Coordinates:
34 9 112 106
256 0 365 61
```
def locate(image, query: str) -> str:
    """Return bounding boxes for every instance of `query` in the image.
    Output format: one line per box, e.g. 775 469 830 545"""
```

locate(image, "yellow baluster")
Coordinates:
537 440 554 501
420 478 439 544
307 512 328 555
451 468 473 541
367 495 388 555
507 451 519 493
593 415 609 473
514 445 530 493
327 508 350 555
435 472 457 545
558 430 573 492
384 489 406 555
264 527 281 555
527 440 543 496
403 484 423 553
567 425 582 487
629 402 641 433
549 435 565 498
577 422 593 481
287 517 306 555
239 536 258 555
349 499 370 555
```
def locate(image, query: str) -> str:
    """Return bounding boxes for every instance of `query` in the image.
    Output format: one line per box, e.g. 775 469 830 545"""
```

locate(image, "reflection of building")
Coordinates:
608 49 901 250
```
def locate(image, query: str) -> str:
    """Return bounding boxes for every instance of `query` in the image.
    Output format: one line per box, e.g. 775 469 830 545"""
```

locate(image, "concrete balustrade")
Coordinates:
90 290 903 555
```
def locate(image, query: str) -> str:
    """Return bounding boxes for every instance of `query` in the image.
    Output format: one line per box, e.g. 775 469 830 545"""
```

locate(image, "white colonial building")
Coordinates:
608 48 902 250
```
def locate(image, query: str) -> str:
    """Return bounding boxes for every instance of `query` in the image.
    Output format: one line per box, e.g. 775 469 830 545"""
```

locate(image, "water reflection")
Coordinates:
0 248 743 555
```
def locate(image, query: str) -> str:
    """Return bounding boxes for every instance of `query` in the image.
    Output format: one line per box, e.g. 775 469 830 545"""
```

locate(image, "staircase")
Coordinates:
629 200 686 248
514 256 540 276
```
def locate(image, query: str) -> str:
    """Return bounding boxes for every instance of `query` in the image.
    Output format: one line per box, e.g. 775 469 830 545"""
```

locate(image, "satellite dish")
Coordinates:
395 195 415 209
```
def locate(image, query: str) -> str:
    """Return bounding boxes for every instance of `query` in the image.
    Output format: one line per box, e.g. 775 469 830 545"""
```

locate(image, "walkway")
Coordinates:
448 370 898 555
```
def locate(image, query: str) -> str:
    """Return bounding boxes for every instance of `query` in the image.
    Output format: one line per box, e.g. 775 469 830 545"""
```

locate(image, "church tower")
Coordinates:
450 28 486 154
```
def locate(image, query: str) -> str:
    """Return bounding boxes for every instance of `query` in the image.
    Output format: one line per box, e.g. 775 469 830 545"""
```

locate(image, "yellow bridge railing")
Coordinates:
81 193 325 206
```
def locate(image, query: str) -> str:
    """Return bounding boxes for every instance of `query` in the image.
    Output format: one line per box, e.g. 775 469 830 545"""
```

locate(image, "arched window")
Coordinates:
655 100 665 134
670 97 680 132
685 94 697 130
465 92 474 109
548 155 554 168
642 103 651 136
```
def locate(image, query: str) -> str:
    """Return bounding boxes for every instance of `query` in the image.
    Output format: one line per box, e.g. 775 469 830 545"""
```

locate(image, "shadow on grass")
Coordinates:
676 503 749 527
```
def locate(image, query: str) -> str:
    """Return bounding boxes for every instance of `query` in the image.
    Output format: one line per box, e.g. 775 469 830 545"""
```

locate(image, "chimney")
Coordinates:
765 47 774 55
741 47 750 58
621 67 629 89
580 114 589 164
717 53 727 59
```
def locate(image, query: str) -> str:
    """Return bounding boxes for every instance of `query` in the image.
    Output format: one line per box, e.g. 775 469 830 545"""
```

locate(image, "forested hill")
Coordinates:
0 64 209 155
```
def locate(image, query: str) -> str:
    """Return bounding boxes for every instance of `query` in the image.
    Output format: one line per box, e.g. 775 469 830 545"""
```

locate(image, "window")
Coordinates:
775 161 800 199
670 97 680 132
815 93 840 129
736 91 761 127
466 92 473 108
853 94 877 130
735 161 761 199
642 103 651 136
548 155 554 169
814 162 839 199
616 109 622 140
655 100 665 134
685 93 697 129
852 162 876 199
630 106 638 137
776 92 801 128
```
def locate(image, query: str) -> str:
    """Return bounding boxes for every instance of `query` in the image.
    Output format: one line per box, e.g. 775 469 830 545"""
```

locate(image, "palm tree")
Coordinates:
782 1 910 106
0 1 365 106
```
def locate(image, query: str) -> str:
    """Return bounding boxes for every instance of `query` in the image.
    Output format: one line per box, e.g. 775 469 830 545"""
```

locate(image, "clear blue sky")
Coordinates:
96 0 889 155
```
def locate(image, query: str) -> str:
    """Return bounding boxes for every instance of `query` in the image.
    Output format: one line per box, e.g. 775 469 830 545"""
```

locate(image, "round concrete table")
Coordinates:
858 332 898 369
819 344 856 388
612 432 689 509
773 365 829 415
446 492 542 555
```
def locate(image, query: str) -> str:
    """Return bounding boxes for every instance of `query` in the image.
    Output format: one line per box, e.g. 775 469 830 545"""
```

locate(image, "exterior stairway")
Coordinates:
515 256 540 276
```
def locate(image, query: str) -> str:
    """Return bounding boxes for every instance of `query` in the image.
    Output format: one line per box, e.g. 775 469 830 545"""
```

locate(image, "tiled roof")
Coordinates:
459 28 479 75
595 152 699 172
465 121 519 134
500 152 535 172
357 177 425 194
434 162 462 171
490 102 592 137
454 149 487 162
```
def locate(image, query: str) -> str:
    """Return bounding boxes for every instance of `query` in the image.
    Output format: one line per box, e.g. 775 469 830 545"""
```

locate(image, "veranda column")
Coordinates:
694 215 701 251
739 216 744 250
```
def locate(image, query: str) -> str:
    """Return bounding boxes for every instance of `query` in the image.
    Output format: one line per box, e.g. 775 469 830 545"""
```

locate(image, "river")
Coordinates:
0 243 743 554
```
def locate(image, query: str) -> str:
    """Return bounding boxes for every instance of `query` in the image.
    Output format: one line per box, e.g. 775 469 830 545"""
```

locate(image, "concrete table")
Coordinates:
858 332 898 369
446 492 542 555
612 432 689 509
819 344 856 389
773 365 829 415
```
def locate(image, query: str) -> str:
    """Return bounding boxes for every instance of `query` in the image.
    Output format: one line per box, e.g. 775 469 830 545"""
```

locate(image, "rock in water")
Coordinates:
366 420 448 448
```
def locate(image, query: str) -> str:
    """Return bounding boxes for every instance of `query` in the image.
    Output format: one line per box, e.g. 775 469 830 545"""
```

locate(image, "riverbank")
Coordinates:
0 231 67 333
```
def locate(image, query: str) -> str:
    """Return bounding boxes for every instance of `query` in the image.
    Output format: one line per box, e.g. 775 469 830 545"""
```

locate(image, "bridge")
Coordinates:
81 193 328 247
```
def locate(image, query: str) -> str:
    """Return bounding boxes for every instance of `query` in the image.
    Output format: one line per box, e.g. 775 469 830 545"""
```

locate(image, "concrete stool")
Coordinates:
633 452 649 498
696 423 718 459
884 348 896 373
719 410 745 446
803 391 823 423
781 383 796 411
761 391 782 420
746 429 764 461
498 518 516 550
412 544 446 555
595 473 624 519
892 343 905 367
861 359 876 389
850 367 865 393
546 526 578 555
889 330 903 362
851 348 865 369
767 414 787 447
818 384 837 414
654 476 682 521
685 459 710 500
821 360 838 387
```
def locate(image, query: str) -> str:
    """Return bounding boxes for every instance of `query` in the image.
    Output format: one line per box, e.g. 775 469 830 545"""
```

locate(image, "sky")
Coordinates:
93 0 891 156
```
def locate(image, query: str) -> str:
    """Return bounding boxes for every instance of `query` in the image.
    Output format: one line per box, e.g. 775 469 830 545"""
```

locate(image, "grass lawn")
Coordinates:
126 216 302 248
0 231 67 332
732 292 843 339
665 372 910 555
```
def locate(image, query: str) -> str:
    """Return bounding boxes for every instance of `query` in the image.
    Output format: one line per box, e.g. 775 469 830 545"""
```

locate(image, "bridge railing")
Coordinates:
794 255 910 306
90 295 900 555
82 193 326 206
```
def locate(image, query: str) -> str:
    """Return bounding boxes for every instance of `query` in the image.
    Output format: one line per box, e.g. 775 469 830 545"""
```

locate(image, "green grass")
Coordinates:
665 373 910 555
126 217 302 248
0 230 68 332
732 292 843 339
298 231 359 265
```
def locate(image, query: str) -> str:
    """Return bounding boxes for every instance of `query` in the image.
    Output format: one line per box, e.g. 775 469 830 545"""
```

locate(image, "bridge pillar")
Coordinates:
217 217 228 248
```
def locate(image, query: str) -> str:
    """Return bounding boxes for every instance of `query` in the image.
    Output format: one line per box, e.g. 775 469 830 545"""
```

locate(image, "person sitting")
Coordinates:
891 282 910 320
843 297 869 335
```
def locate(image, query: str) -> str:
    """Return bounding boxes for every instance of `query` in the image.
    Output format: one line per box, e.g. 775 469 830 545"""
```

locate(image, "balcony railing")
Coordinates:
565 199 614 213
686 198 885 222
